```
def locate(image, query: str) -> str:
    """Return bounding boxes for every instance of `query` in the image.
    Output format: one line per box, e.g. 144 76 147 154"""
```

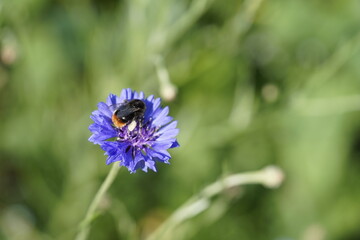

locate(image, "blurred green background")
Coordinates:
1 0 360 239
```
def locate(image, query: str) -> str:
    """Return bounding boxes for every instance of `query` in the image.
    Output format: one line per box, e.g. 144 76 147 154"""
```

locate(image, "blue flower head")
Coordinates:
89 88 179 173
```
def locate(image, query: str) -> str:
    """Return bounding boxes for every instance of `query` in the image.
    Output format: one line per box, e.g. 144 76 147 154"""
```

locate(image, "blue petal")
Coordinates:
158 121 177 133
145 160 157 172
89 131 116 144
156 121 178 137
147 95 154 102
118 89 127 102
89 120 114 132
90 114 112 127
101 141 120 153
152 98 161 113
121 147 135 168
106 154 121 165
170 140 180 148
126 152 143 173
152 107 169 127
151 141 175 150
133 91 139 99
148 148 171 159
159 116 173 126
124 88 134 100
97 102 112 117
138 91 145 99
106 94 120 106
134 160 145 172
133 91 143 99
157 129 179 141
147 149 170 164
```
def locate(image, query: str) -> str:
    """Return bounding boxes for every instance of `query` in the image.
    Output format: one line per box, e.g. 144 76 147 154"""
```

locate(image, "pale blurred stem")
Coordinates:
166 0 211 49
75 164 121 240
146 166 283 240
301 32 360 92
233 0 264 37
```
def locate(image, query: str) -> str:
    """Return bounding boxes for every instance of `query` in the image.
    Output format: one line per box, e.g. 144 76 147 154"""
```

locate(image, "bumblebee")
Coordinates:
111 99 146 131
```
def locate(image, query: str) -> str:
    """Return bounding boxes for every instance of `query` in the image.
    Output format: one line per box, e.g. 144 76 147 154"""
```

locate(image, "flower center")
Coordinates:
116 120 157 150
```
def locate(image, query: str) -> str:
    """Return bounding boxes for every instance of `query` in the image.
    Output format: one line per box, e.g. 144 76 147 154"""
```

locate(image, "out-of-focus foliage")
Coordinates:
1 0 360 239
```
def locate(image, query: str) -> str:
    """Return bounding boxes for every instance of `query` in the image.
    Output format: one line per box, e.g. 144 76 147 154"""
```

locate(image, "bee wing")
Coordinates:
108 102 127 113
110 102 137 119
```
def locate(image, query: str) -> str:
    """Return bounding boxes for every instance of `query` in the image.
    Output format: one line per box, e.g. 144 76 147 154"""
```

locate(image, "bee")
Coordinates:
111 99 146 131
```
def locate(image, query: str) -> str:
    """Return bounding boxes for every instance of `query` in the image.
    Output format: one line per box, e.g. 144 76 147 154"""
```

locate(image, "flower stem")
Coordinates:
75 164 121 240
146 166 284 240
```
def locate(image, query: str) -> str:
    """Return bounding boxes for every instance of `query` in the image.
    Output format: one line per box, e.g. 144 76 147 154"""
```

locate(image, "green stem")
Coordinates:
146 166 284 240
75 164 121 240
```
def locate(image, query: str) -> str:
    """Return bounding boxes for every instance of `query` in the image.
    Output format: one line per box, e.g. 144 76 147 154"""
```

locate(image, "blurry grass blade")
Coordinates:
228 82 255 130
166 0 212 49
303 32 360 92
293 94 360 116
231 0 265 38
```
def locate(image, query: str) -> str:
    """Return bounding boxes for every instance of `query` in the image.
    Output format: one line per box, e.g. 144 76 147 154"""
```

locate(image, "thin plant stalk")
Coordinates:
75 164 121 240
146 166 284 240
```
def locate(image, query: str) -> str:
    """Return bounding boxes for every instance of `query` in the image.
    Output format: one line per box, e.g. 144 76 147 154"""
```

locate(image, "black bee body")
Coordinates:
111 99 146 129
